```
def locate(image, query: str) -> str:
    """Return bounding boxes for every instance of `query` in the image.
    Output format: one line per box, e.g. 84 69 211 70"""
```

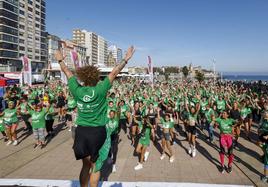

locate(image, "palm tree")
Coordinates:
181 66 189 79
195 70 205 83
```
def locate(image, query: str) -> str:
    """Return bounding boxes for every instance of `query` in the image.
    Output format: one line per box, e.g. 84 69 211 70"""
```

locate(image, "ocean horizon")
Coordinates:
221 72 268 81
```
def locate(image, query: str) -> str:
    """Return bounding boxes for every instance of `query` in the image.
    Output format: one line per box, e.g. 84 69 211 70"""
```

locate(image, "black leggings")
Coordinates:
45 119 54 133
21 114 32 130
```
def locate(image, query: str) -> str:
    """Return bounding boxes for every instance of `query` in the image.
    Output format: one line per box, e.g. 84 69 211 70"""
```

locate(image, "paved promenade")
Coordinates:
0 120 266 186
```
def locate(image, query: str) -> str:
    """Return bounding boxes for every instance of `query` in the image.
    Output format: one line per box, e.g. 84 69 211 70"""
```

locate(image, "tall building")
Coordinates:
0 0 47 73
60 39 87 70
47 33 60 70
108 45 123 65
0 0 20 71
98 36 107 65
73 29 107 65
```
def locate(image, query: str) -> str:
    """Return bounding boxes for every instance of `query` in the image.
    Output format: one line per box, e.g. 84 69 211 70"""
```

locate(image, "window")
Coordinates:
0 34 18 43
36 4 40 9
35 24 40 28
19 39 24 43
35 17 40 22
0 50 18 58
19 10 24 15
19 46 25 51
35 11 40 15
0 1 18 13
19 17 25 22
28 48 32 52
35 56 40 60
0 25 18 36
0 17 18 28
28 7 33 12
28 0 33 5
19 32 24 36
19 2 24 8
19 24 25 29
0 9 18 21
0 42 18 50
28 14 33 19
35 49 40 53
35 37 40 41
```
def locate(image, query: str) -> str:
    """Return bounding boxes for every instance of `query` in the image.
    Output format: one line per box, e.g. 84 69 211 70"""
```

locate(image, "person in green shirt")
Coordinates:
204 104 215 142
19 96 32 132
45 101 58 138
0 101 19 146
28 103 49 148
157 110 175 163
185 95 200 158
214 110 236 174
118 100 130 134
65 93 77 131
134 115 153 170
106 109 120 173
55 45 135 187
0 114 8 142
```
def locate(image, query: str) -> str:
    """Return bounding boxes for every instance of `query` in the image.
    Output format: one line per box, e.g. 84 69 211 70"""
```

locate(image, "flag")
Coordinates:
147 56 154 87
21 56 32 86
70 50 79 69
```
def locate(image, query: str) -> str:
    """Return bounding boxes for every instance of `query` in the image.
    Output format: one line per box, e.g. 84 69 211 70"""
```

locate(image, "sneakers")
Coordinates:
226 166 232 173
68 128 72 132
169 156 175 163
134 163 143 170
219 165 225 174
144 151 150 162
188 146 192 155
6 140 12 146
261 176 268 183
192 148 197 157
160 154 166 160
12 140 18 146
112 164 117 173
33 143 39 149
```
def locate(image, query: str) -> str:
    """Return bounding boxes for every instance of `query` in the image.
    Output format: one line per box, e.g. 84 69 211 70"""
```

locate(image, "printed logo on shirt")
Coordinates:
83 90 95 102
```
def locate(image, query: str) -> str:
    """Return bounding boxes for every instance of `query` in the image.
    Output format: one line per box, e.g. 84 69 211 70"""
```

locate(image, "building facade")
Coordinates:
0 0 47 73
47 33 60 70
108 45 123 65
73 29 107 65
60 39 87 70
0 0 20 71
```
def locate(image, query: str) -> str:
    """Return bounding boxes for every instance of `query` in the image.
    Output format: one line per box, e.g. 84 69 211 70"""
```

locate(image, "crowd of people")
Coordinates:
0 47 267 186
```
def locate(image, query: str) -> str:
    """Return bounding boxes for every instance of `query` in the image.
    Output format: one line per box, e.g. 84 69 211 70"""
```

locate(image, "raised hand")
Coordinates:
124 46 135 62
54 49 65 62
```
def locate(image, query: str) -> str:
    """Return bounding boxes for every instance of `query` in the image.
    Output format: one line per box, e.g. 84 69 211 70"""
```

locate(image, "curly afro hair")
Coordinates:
76 65 100 86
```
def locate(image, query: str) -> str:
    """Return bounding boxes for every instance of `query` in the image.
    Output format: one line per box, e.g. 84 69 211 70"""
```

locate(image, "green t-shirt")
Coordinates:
216 118 235 134
106 117 119 135
0 116 5 132
205 108 215 123
260 119 268 134
160 118 174 129
120 105 129 119
30 109 46 129
260 143 268 165
45 106 55 120
20 102 28 115
188 113 198 126
240 107 251 119
216 100 226 111
4 108 18 124
200 101 208 113
67 96 77 109
68 76 112 127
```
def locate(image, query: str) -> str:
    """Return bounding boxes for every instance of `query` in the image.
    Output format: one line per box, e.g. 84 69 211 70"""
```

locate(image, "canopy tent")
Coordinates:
0 76 19 87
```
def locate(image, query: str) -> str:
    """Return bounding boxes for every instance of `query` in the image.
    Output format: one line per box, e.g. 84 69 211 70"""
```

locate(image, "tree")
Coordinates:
181 66 189 79
195 70 205 83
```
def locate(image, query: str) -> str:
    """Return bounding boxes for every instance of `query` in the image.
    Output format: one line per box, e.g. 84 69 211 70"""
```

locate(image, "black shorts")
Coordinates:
73 125 106 162
187 125 197 135
57 102 65 108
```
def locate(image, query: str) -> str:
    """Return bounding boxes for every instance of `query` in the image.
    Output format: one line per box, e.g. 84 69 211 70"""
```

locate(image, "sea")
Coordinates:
222 72 268 82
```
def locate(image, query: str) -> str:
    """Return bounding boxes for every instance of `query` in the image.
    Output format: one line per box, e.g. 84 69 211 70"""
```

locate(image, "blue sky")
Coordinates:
46 0 268 73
